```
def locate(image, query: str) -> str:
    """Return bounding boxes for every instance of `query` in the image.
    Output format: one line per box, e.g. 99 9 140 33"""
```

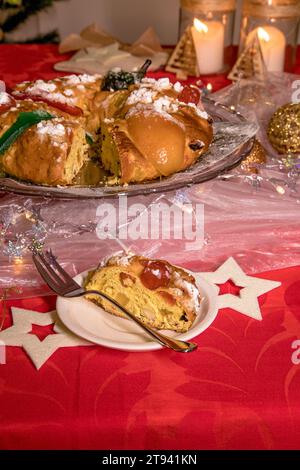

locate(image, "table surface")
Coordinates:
0 44 300 450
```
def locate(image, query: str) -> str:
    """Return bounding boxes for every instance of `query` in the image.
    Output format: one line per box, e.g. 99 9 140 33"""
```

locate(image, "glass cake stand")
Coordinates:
0 99 257 199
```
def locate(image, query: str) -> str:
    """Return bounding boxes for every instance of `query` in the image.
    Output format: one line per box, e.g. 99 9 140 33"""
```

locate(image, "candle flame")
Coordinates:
258 27 270 43
193 18 209 34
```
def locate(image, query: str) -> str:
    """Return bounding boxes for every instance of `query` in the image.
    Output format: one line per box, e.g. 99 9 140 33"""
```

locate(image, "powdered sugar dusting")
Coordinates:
66 74 99 85
63 89 74 97
26 80 57 94
174 81 184 93
18 79 75 105
153 97 179 114
126 78 210 122
127 87 156 106
112 254 133 266
49 93 75 104
142 77 172 91
0 92 12 105
66 75 81 85
36 120 66 138
155 78 172 90
180 101 209 120
105 252 135 267
173 271 202 314
17 74 100 105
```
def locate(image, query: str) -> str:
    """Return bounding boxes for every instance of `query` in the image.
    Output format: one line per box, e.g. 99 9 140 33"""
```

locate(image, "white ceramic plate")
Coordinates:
56 269 219 352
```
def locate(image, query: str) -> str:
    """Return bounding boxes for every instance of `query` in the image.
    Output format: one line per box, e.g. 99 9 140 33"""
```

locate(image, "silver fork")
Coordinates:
32 250 197 353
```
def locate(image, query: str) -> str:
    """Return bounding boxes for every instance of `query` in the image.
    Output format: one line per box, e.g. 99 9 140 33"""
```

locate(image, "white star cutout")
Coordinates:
0 258 282 369
200 257 281 320
0 307 92 369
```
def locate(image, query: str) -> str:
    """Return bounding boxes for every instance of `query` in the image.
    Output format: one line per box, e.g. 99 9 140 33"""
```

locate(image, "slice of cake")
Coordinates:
0 100 88 185
99 78 213 184
84 253 202 333
13 74 104 136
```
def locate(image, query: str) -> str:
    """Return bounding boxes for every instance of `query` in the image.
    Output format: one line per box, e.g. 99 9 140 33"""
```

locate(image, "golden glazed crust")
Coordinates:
101 121 159 183
100 81 213 184
13 74 105 136
0 101 88 185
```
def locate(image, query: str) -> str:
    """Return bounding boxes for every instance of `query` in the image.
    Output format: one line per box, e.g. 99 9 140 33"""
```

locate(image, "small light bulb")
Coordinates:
276 185 285 195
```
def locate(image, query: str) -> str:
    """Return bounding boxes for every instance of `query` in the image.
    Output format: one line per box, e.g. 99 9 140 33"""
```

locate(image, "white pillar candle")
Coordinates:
191 18 225 75
257 26 286 73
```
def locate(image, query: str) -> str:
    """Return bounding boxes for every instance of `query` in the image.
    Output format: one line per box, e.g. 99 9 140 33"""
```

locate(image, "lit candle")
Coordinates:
256 26 286 72
191 18 225 75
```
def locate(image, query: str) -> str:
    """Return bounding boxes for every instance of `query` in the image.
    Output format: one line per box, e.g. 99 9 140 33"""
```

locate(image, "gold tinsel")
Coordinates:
241 139 267 174
267 103 300 154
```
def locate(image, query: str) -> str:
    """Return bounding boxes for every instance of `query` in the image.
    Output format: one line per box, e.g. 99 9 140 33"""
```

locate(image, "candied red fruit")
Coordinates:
140 261 171 290
178 85 201 105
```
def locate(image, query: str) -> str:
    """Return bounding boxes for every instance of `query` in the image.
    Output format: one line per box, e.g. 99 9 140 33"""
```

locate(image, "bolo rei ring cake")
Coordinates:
84 253 203 333
0 65 213 186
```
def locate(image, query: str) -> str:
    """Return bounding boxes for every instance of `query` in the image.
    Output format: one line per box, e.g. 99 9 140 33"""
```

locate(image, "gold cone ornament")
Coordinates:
166 26 199 80
228 32 268 82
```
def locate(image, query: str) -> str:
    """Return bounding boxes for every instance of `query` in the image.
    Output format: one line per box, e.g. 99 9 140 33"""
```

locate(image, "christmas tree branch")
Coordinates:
2 0 67 33
23 29 60 43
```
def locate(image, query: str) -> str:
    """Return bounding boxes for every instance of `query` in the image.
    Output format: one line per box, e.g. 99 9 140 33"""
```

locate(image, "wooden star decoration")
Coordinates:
200 257 281 320
0 307 91 369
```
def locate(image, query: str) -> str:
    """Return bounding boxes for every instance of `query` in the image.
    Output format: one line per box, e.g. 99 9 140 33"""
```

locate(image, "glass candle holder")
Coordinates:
179 0 237 75
240 0 300 73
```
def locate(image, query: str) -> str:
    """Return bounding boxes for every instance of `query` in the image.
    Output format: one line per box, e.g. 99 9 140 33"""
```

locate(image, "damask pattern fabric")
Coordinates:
0 265 300 449
0 44 300 450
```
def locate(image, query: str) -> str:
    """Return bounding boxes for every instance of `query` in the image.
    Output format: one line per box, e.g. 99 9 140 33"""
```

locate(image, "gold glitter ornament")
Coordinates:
267 103 300 154
241 139 267 173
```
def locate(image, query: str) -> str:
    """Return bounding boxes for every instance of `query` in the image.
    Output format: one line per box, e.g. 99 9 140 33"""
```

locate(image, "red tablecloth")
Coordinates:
0 44 299 91
0 45 300 451
1 264 300 450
